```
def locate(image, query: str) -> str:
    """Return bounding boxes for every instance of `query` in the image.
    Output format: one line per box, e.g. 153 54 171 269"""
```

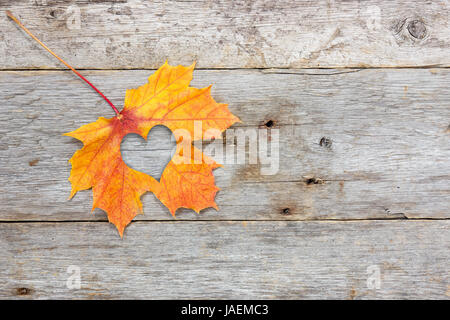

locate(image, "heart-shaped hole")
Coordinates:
121 125 177 181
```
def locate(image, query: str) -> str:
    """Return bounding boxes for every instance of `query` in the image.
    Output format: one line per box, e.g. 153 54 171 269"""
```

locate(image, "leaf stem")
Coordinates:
6 10 120 116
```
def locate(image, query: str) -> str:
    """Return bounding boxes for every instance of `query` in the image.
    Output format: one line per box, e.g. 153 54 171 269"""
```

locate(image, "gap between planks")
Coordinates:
1 66 450 71
1 217 449 224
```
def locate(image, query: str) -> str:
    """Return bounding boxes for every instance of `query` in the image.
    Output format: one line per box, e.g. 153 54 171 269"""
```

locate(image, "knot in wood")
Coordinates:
407 19 426 39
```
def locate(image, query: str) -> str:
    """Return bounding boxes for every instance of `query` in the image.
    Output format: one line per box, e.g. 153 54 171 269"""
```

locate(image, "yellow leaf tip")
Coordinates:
68 190 76 200
169 208 177 217
113 222 125 238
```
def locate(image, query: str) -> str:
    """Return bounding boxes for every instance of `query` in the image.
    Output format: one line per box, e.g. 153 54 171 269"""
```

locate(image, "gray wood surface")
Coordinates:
1 221 449 299
1 0 449 69
0 0 448 300
0 69 449 222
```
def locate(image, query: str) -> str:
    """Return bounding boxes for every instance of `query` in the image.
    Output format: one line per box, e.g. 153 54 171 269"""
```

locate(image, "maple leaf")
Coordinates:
65 62 240 236
6 11 239 237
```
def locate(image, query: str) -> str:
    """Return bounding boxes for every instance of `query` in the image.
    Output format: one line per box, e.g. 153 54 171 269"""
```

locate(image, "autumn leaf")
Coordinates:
6 11 240 237
65 62 240 236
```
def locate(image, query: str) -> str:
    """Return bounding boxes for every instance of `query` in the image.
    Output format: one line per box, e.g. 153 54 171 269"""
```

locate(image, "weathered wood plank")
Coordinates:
1 0 449 69
0 69 449 221
0 220 448 299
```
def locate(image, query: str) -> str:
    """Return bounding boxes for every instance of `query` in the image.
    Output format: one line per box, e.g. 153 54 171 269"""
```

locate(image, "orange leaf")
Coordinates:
65 62 240 236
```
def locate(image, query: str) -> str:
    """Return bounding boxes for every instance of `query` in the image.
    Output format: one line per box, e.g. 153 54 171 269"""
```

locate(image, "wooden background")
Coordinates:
0 0 449 299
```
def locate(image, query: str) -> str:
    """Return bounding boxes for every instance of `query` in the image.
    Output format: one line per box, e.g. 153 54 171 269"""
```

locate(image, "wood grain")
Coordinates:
0 220 448 299
1 0 449 69
1 0 449 300
0 68 448 222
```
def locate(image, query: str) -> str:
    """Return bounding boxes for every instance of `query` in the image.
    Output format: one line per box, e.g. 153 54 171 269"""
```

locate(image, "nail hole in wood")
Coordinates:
16 287 32 296
319 137 332 148
29 159 39 166
265 120 274 128
304 177 324 185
